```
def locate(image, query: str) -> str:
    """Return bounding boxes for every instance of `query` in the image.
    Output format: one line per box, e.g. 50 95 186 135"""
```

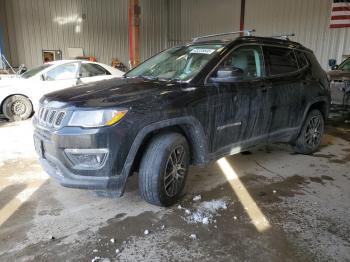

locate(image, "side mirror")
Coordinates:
76 73 83 85
40 74 46 81
209 66 244 83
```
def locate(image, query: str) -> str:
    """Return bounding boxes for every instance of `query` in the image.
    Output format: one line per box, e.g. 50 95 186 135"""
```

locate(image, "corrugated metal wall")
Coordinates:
177 0 241 42
3 0 129 68
140 0 241 61
139 0 168 61
1 0 349 69
245 0 350 69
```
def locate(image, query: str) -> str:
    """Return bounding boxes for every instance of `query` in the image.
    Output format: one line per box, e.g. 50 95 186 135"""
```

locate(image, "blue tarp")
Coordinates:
0 26 4 69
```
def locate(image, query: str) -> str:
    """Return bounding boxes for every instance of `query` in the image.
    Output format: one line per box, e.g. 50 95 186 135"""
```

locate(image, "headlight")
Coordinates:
68 109 128 128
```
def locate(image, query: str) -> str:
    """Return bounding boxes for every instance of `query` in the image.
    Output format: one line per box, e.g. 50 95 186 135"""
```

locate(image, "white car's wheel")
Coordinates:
2 95 33 121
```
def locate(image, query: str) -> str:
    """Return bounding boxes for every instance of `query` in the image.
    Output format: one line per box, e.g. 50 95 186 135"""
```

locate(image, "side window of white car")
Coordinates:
80 63 111 78
46 63 79 81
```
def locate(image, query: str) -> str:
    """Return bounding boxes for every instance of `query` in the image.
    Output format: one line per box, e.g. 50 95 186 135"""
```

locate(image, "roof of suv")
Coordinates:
193 36 312 52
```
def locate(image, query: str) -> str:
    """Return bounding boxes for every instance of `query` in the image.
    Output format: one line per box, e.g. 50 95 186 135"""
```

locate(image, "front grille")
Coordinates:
37 106 66 128
55 112 66 127
48 110 57 124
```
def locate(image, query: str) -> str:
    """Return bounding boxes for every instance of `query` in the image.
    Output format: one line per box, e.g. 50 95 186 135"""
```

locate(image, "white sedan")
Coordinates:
0 60 124 121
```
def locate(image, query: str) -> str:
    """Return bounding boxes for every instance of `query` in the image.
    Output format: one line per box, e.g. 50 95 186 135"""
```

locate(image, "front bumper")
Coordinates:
33 117 132 195
38 154 120 190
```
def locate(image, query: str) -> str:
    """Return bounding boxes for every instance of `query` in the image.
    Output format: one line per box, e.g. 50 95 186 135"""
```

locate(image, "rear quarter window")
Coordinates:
295 51 309 69
80 63 111 77
263 46 298 76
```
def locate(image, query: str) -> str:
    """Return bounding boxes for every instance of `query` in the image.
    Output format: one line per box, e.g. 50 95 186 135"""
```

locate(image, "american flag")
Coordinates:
330 0 350 28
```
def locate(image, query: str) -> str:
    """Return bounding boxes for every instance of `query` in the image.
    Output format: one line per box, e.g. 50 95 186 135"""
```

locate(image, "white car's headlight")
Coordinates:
68 109 128 128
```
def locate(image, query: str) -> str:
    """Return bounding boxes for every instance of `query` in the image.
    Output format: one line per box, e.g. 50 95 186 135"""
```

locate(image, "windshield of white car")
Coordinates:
339 58 350 70
125 44 224 81
21 64 51 79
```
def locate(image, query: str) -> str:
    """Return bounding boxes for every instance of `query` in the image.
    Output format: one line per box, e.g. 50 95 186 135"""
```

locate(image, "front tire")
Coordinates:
2 95 33 121
294 109 324 154
139 133 189 207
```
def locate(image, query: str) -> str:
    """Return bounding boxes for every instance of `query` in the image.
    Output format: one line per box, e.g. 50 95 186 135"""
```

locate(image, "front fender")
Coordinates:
117 116 209 196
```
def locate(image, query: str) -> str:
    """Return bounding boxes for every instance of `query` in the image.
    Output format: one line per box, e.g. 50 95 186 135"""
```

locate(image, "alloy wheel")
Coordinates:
163 145 187 197
11 100 27 116
304 115 323 148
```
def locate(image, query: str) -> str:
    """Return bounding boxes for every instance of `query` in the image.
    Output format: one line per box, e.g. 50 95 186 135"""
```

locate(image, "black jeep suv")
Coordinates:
33 35 330 206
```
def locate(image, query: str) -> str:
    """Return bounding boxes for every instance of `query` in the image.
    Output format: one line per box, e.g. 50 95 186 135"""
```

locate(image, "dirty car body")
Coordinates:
328 57 350 105
33 36 330 202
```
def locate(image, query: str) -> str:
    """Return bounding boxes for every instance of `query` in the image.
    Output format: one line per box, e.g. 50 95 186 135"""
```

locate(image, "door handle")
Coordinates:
260 85 272 92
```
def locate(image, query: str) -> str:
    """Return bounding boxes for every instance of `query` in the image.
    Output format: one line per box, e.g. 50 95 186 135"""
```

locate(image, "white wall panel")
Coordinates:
139 0 168 61
3 0 129 68
139 0 241 61
245 0 350 68
178 0 241 42
1 0 349 69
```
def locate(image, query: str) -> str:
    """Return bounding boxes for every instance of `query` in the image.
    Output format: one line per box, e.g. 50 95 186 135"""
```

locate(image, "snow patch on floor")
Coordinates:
0 120 36 165
184 199 228 224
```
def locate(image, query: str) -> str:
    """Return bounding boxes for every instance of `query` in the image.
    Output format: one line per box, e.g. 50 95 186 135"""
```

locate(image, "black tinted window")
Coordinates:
263 46 298 75
295 51 308 69
80 63 111 77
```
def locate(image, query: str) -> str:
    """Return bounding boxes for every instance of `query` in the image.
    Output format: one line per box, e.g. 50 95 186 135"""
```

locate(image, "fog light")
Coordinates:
64 149 109 170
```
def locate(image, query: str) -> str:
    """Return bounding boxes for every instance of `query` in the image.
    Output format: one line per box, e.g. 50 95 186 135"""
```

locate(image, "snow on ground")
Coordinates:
0 120 36 165
184 198 228 224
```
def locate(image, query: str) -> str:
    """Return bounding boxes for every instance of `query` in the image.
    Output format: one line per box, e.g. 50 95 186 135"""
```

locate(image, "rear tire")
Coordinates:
138 133 189 207
294 109 324 154
2 95 33 121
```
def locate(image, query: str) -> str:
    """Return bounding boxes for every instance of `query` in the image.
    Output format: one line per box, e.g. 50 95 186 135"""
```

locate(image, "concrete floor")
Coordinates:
0 109 349 262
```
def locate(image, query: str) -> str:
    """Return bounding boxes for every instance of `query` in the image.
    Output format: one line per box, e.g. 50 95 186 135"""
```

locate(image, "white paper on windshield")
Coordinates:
190 48 216 55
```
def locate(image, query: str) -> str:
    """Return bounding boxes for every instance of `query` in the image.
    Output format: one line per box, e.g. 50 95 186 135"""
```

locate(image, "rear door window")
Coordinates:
263 46 298 76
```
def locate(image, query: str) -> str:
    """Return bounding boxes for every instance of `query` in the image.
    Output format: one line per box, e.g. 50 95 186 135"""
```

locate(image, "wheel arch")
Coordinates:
0 93 33 114
293 96 329 141
307 100 329 120
122 117 209 177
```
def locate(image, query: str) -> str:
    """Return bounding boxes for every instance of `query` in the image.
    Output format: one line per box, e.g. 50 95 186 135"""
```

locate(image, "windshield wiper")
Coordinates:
166 78 184 84
138 75 159 81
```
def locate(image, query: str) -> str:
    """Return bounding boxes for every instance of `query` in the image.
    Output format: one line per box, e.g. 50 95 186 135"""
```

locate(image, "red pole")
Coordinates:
128 0 140 68
240 0 245 36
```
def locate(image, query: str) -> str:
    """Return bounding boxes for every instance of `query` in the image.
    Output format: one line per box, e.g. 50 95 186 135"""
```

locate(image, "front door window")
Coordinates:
209 46 264 83
46 63 79 81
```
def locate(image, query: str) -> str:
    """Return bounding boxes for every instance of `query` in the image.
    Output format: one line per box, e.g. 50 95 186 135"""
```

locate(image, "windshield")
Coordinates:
126 44 224 81
21 64 51 79
339 57 350 70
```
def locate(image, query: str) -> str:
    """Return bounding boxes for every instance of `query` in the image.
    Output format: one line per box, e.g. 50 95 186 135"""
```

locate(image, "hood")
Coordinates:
0 77 27 87
42 77 183 108
327 70 350 81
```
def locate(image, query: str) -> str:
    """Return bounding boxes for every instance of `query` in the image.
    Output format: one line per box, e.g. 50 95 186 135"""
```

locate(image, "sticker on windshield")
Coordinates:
190 48 216 55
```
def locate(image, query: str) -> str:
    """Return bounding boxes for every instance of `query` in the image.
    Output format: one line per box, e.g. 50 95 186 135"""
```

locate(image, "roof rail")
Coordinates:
271 33 295 41
192 29 256 42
